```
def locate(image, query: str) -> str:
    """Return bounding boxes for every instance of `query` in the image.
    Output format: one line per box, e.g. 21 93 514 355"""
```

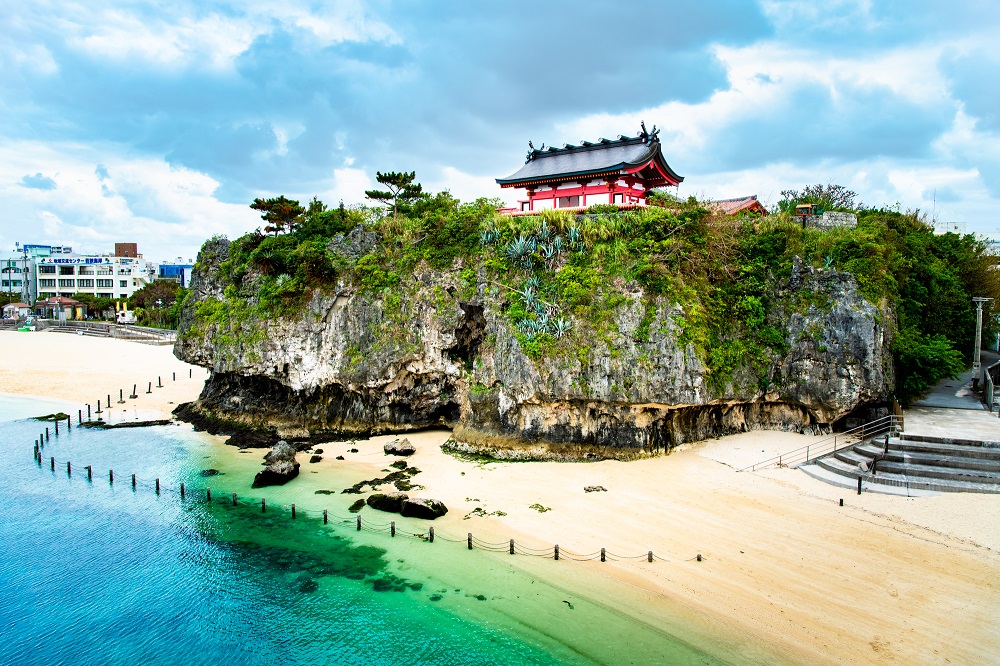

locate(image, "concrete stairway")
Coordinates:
803 433 1000 494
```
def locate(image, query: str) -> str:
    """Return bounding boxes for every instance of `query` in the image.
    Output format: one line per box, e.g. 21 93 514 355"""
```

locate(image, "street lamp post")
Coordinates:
972 297 993 382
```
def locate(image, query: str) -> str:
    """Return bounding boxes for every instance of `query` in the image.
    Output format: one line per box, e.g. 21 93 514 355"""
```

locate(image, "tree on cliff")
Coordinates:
776 183 859 213
365 171 424 218
250 196 305 235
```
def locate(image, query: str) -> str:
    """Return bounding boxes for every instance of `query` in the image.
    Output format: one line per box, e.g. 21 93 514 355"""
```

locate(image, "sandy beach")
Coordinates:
3 330 998 665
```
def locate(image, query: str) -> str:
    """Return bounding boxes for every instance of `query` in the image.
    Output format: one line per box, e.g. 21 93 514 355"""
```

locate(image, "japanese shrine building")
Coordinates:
496 123 683 212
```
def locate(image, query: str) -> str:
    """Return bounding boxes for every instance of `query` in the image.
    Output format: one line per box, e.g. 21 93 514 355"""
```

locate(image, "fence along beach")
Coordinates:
3 330 1000 665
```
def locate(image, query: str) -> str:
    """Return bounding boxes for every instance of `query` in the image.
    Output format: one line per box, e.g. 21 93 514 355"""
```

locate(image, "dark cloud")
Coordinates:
19 173 57 190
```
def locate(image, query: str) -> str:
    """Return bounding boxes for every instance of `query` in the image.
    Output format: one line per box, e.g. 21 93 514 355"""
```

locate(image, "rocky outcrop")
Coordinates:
400 497 448 519
252 440 300 487
175 238 893 460
384 438 415 456
366 492 409 513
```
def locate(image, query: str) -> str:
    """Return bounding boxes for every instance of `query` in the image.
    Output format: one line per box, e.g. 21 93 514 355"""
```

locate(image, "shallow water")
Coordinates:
0 397 726 665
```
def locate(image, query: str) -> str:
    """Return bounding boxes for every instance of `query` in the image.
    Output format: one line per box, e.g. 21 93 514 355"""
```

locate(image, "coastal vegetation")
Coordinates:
181 176 999 407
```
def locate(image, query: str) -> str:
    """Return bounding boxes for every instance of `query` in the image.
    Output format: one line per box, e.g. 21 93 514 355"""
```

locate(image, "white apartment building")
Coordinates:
35 255 150 300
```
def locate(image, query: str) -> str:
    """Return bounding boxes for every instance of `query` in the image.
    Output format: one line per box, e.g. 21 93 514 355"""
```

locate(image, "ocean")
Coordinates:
0 395 725 665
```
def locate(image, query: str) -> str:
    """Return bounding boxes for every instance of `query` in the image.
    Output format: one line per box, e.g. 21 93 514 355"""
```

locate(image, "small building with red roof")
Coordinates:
34 296 87 321
709 195 770 216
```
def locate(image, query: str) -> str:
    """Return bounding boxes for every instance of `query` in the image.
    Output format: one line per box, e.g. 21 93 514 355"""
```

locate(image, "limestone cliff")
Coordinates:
175 237 893 459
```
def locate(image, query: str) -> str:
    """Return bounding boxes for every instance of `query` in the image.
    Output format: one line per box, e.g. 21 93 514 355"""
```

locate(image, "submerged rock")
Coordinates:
200 469 220 477
366 492 408 513
252 440 300 488
400 497 448 520
584 486 607 493
384 438 415 456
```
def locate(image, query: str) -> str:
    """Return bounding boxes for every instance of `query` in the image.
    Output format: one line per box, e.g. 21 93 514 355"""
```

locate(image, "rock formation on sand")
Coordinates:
252 440 300 487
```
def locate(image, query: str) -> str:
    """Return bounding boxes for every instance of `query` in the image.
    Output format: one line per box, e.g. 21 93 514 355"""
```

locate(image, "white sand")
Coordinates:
4 330 999 664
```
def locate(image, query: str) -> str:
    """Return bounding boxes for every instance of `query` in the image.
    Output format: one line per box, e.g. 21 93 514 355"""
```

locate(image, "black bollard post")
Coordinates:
857 476 862 495
54 420 59 436
147 382 152 394
107 394 111 407
130 384 137 399
648 551 653 563
87 466 92 481
110 469 114 484
67 461 71 476
132 473 136 489
155 478 160 494
118 389 124 404
554 545 559 561
356 515 362 531
50 456 54 471
180 483 185 498
510 539 514 555
601 548 606 562
172 372 176 381
292 503 296 519
429 527 434 543
157 376 162 388
323 509 328 525
87 404 91 420
207 487 212 501
697 553 703 562
839 498 844 507
78 410 82 425
261 498 266 512
390 521 395 537
468 533 473 550
67 415 70 430
232 493 237 506
189 369 192 378
45 427 49 441
95 401 102 415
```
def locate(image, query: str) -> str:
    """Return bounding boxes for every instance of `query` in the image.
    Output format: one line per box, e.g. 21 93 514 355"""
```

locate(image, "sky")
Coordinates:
2 0 999 261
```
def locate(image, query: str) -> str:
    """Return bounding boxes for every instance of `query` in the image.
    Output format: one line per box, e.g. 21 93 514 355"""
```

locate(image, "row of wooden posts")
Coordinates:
33 440 664 563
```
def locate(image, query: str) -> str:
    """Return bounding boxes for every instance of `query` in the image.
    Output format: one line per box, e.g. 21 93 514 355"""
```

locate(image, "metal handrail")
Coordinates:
738 414 904 472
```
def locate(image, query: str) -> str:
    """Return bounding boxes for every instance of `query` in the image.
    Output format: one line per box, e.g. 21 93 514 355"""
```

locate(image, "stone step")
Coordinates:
899 433 1000 448
853 443 1000 473
814 456 1000 494
834 449 1000 485
885 438 1000 462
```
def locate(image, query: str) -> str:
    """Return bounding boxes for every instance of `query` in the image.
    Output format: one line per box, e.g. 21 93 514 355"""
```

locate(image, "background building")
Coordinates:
156 259 194 288
34 244 150 301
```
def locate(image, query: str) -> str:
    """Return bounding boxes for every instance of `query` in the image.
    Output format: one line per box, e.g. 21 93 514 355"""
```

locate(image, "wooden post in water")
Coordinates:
601 548 606 562
291 503 296 519
107 394 111 407
232 493 237 506
50 456 54 471
118 389 124 404
87 466 92 481
66 415 70 430
78 410 82 425
356 515 362 531
158 376 162 388
467 533 473 550
554 545 559 561
429 527 434 543
66 461 71 476
261 498 266 512
55 419 59 436
323 509 328 524
109 469 114 484
390 521 395 537
510 539 514 555
132 473 136 489
87 404 91 420
648 551 653 563
147 382 152 394
180 483 185 498
45 427 49 441
130 384 137 399
207 487 212 501
155 478 160 494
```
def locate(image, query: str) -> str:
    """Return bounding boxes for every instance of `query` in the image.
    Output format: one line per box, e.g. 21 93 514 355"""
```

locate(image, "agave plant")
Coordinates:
551 317 572 338
536 219 554 243
540 243 557 264
567 227 583 250
503 234 535 263
533 301 547 317
479 227 499 246
536 312 549 331
520 287 537 308
552 236 563 254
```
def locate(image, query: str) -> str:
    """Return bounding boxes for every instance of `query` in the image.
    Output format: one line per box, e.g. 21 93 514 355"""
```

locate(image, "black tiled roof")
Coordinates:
496 134 683 187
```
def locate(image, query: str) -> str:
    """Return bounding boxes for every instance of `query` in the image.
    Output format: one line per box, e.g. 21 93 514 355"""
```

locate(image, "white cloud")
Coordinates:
0 141 255 259
425 166 503 205
324 166 373 206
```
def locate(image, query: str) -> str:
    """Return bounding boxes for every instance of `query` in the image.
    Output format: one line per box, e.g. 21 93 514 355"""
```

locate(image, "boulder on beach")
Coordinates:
252 440 300 488
400 497 448 520
366 491 409 513
309 455 322 463
384 438 415 456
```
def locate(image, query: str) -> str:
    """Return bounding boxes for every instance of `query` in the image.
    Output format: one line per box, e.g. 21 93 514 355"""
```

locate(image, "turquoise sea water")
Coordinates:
0 396 725 665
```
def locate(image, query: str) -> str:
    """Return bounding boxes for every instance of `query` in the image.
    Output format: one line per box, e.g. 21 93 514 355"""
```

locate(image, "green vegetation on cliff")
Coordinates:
182 180 999 406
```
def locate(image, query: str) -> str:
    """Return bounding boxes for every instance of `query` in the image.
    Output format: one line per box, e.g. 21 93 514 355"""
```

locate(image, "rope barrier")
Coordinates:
31 447 680 564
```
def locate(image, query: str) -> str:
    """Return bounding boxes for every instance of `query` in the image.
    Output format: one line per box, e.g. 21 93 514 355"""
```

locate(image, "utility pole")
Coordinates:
972 297 992 380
